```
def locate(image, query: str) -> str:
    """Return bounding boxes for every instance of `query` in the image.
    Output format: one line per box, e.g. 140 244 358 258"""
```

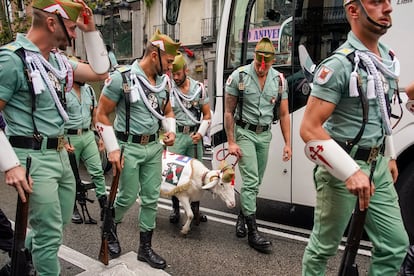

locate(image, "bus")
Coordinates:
165 0 414 242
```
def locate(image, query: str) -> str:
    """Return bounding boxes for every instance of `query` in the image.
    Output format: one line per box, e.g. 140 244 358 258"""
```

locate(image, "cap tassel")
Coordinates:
82 11 88 25
260 56 265 71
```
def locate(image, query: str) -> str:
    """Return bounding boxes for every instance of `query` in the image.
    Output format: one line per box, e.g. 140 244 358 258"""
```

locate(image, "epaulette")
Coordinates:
0 43 19 52
116 65 131 74
335 47 354 57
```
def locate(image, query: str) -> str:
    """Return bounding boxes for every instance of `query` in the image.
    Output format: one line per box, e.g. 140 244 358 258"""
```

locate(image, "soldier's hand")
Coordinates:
74 0 96 32
191 132 202 144
65 143 75 153
163 132 176 146
108 149 123 176
282 145 292 161
98 138 105 152
345 169 375 211
5 166 33 203
228 142 242 159
389 159 398 183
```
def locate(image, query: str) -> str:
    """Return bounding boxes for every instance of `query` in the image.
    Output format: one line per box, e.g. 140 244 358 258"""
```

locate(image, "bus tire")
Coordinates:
396 161 414 244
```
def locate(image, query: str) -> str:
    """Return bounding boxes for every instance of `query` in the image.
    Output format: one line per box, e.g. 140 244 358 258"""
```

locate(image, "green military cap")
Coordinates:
172 52 186 73
343 0 356 6
32 0 83 22
255 37 275 63
150 29 181 56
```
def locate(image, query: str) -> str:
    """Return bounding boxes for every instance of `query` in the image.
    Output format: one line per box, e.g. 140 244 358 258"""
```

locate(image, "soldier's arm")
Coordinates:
279 98 291 161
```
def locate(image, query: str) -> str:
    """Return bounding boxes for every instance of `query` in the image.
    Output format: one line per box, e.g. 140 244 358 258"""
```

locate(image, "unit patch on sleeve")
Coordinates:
315 65 334 85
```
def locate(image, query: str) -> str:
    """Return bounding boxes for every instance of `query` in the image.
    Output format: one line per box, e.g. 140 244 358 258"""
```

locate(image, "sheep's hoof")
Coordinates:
181 228 190 235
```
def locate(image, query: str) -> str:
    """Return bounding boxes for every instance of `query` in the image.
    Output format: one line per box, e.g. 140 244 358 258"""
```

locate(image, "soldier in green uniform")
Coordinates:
96 29 179 269
168 52 211 225
0 0 109 274
64 74 106 223
300 0 408 275
224 37 292 254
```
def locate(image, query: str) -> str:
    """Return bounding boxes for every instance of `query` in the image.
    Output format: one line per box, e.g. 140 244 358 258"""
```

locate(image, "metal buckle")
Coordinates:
182 126 190 134
140 135 150 145
77 129 82 135
57 136 65 151
255 125 263 134
367 147 379 164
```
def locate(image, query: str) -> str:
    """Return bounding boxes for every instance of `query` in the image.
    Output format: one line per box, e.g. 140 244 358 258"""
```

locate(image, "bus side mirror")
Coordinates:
163 0 181 25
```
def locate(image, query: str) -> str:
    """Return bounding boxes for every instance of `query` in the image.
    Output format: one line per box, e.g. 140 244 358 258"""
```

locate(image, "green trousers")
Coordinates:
302 155 409 276
236 126 272 216
15 145 75 276
114 140 163 231
168 131 203 161
66 130 106 197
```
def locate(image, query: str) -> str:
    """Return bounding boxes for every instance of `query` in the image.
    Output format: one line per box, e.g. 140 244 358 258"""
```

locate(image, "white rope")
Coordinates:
130 73 170 120
171 83 203 124
25 50 70 121
355 50 396 135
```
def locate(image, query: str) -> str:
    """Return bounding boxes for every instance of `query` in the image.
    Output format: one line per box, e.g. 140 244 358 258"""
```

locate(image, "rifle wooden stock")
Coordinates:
338 202 367 276
11 156 31 276
338 159 377 276
98 147 123 265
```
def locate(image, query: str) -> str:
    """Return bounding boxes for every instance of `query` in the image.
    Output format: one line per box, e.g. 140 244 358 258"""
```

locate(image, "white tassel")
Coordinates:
366 75 376 99
349 71 359 97
31 70 45 95
130 86 140 103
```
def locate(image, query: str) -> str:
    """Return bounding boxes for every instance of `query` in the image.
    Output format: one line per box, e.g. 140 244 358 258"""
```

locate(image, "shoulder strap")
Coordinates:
272 73 284 124
237 68 246 121
344 52 368 148
119 68 131 136
13 48 42 141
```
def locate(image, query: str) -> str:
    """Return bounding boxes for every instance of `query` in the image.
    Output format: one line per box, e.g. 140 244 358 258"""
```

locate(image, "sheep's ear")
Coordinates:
202 179 219 190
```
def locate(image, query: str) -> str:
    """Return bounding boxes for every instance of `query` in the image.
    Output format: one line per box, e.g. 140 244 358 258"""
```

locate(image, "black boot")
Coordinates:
191 201 207 226
0 262 11 276
245 214 272 254
169 196 180 224
235 210 247 238
400 245 414 275
98 195 107 221
72 204 83 224
108 222 121 258
137 231 167 269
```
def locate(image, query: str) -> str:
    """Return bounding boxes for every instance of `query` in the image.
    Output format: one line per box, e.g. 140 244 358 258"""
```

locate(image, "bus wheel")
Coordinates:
396 161 414 244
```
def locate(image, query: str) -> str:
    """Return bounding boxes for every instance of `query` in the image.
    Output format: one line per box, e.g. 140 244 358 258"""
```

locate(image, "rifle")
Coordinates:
338 159 377 276
67 138 97 224
99 146 124 265
10 156 33 276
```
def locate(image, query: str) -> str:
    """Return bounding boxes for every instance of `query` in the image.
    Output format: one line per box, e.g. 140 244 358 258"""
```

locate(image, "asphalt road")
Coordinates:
0 159 372 276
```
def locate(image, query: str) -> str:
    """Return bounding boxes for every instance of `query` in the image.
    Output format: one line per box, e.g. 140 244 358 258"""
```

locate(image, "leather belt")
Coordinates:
337 141 384 163
9 136 65 151
177 125 198 134
66 128 89 135
116 132 157 145
236 120 270 134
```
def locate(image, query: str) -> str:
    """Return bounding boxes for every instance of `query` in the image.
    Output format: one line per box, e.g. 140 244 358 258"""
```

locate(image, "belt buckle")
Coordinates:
183 126 190 134
367 147 379 164
140 134 150 145
57 136 65 151
77 129 82 135
255 125 263 134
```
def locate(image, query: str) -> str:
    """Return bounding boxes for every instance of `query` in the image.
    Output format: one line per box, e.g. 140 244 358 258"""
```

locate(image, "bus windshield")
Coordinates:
225 0 350 78
226 0 294 70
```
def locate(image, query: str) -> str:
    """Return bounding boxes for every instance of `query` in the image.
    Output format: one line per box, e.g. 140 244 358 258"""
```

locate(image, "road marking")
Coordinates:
157 198 372 257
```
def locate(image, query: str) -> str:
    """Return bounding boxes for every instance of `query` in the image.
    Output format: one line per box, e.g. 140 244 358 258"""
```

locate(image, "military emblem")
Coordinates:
48 71 62 93
148 93 158 109
315 65 334 85
184 100 192 109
